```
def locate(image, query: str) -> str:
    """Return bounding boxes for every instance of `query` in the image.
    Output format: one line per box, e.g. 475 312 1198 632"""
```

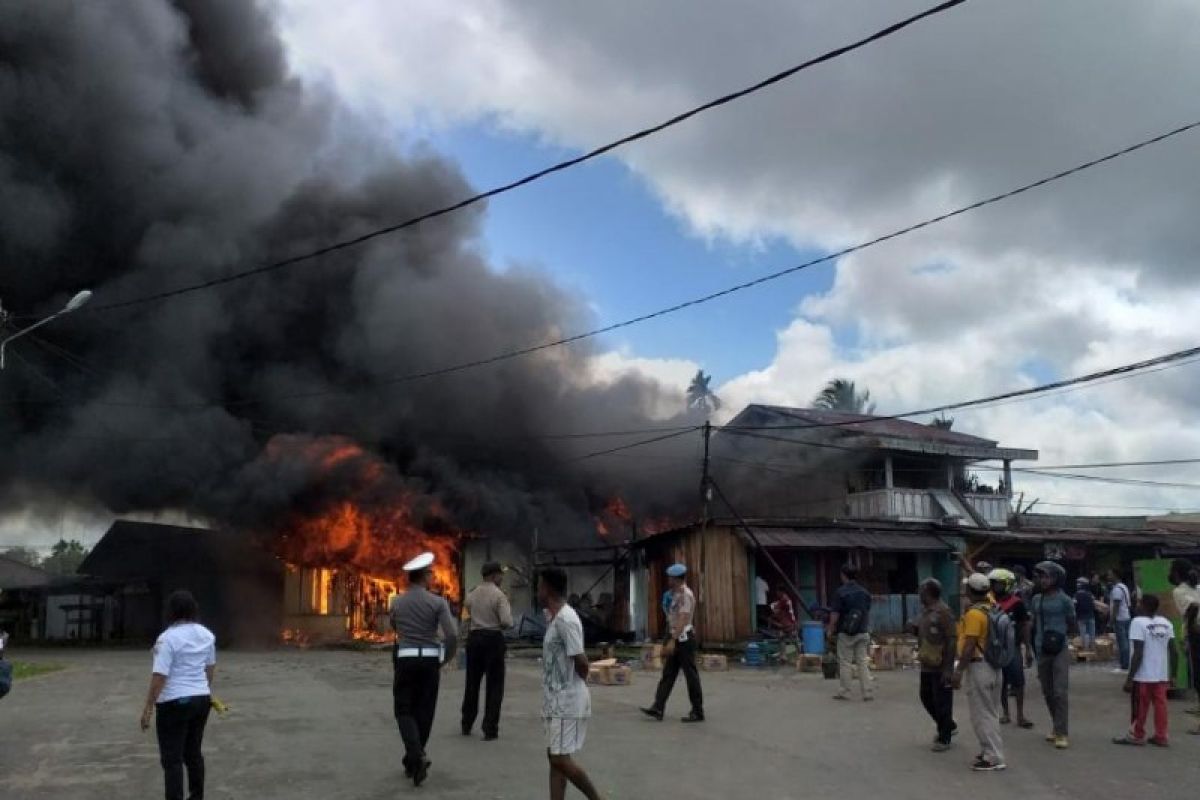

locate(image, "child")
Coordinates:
1113 595 1178 747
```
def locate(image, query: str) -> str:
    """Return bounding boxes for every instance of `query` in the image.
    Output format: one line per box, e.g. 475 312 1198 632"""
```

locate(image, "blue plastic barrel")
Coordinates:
802 621 825 655
744 641 764 667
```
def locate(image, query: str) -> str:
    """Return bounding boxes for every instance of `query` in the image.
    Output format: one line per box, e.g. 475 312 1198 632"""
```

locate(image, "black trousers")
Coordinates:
155 695 211 800
461 630 506 736
919 671 956 744
393 655 441 770
652 638 703 714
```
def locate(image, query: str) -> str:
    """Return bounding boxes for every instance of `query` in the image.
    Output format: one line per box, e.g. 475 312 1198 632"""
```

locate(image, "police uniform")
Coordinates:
460 561 513 739
641 563 704 722
389 553 458 784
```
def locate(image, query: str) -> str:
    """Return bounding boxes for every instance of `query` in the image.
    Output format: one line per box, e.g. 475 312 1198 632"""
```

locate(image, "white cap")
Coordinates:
966 572 991 592
403 552 435 572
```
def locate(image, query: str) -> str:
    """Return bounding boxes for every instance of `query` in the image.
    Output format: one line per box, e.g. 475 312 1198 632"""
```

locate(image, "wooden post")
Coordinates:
1003 459 1013 496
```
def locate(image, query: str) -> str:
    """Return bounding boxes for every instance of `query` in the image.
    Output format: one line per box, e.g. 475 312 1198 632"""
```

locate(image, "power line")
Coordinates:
83 1 969 316
1028 458 1200 470
723 339 1200 435
569 426 702 462
232 119 1200 402
10 121 1200 413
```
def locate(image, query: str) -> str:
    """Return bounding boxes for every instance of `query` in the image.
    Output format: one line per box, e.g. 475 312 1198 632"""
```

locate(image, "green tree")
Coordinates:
2 546 42 568
686 370 722 414
812 378 875 414
40 539 89 576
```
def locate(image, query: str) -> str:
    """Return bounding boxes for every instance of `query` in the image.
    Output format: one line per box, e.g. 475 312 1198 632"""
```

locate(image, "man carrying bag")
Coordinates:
1033 561 1075 750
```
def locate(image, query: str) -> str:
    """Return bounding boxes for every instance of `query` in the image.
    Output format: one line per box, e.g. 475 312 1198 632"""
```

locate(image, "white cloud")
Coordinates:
278 0 1200 514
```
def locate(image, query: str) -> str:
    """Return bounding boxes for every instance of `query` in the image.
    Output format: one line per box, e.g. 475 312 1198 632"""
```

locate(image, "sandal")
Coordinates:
1018 720 1035 729
1112 735 1145 746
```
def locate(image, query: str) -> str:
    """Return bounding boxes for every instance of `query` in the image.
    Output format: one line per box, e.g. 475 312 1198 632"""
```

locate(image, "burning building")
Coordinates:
0 0 698 634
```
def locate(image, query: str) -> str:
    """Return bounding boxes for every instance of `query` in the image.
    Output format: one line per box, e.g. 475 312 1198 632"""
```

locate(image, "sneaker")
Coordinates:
1054 736 1069 750
971 758 1007 772
931 741 951 753
639 707 664 721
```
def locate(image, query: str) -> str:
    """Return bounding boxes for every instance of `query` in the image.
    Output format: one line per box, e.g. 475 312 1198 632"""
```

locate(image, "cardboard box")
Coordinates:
797 653 823 672
700 654 729 672
641 657 663 671
588 665 633 686
872 645 897 671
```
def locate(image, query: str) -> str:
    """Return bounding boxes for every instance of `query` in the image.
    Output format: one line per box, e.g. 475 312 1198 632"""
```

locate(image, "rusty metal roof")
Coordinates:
745 527 954 552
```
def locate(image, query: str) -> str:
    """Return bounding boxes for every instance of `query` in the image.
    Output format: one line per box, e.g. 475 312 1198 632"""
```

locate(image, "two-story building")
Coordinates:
628 404 1039 643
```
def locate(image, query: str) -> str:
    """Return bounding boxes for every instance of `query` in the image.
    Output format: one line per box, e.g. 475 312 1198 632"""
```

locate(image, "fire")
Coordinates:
594 495 633 538
264 435 465 643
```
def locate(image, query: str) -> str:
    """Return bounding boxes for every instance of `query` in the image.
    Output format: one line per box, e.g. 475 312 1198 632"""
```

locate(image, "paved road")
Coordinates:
1 648 1196 799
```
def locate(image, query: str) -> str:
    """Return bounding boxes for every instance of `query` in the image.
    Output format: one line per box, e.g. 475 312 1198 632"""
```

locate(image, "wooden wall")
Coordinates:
644 525 751 644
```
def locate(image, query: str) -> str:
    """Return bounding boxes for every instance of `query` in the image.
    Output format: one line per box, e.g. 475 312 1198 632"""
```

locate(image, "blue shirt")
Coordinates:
1033 591 1076 653
833 582 872 634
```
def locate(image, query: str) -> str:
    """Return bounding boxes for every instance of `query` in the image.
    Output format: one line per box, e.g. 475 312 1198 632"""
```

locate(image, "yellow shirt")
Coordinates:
957 605 990 659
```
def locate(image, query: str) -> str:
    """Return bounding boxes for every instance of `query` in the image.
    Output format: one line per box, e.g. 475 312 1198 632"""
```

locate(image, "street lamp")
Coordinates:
0 290 92 370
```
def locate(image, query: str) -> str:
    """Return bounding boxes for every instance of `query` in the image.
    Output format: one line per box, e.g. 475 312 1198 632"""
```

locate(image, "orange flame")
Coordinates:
266 436 464 642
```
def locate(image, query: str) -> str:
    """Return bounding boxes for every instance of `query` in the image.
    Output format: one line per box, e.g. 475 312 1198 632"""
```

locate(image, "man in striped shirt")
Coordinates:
539 567 604 800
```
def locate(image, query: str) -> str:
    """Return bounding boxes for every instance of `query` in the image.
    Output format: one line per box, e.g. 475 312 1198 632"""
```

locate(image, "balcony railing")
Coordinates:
847 488 1011 528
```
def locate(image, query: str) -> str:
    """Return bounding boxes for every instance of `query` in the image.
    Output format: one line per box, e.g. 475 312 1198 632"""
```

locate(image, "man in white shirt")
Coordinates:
538 567 604 800
1113 595 1178 747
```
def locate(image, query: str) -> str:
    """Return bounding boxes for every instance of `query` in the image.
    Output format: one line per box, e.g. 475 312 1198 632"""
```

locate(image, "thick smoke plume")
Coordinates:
0 0 699 546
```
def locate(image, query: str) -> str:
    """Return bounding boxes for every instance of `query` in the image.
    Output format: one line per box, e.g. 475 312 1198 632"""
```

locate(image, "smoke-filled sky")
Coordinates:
0 0 700 550
7 0 1200 550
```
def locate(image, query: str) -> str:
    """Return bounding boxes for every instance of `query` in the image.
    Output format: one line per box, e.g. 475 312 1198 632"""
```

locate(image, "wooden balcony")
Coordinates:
847 488 1010 528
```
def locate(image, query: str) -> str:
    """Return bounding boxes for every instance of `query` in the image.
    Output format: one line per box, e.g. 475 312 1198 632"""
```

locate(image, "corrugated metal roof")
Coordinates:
748 527 953 552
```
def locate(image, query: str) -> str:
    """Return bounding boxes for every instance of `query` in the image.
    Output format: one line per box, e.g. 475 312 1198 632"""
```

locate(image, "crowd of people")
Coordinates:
133 554 1200 797
898 558 1200 772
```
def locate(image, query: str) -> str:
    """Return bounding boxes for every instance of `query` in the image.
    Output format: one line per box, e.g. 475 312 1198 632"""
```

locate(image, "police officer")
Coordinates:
389 552 458 787
461 561 513 740
640 563 704 723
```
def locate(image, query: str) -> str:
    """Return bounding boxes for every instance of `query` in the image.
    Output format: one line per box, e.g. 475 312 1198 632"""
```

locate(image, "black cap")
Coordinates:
481 561 505 577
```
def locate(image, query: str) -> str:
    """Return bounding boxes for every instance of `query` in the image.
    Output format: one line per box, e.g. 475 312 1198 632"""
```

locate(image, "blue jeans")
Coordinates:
1079 617 1096 650
1115 618 1132 669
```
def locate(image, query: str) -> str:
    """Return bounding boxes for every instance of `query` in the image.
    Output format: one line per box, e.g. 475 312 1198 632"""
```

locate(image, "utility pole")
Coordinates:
697 422 712 622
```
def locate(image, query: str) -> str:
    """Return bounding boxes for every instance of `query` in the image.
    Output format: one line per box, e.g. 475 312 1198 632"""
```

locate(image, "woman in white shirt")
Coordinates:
140 590 217 800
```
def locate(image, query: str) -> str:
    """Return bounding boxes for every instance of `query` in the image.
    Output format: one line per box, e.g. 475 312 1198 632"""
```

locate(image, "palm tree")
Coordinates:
812 378 875 414
686 370 721 414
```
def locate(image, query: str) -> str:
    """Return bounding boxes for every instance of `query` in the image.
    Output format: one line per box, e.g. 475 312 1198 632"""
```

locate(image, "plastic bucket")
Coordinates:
802 621 825 655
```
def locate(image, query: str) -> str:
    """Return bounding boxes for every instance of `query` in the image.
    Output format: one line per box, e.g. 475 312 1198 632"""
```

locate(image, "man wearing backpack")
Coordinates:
1033 561 1076 750
828 564 873 702
953 573 1006 771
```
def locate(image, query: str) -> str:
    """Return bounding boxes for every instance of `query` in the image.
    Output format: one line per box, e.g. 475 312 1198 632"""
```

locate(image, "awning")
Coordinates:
747 527 954 552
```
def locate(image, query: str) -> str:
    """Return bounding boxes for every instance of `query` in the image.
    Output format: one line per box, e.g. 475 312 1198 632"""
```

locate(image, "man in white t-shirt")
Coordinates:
538 567 604 800
1113 595 1178 747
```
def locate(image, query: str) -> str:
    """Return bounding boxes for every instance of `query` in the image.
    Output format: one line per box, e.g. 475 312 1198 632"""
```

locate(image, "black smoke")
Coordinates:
0 0 699 544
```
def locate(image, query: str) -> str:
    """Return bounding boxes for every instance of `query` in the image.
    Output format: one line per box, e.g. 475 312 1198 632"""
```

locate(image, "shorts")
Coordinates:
1002 657 1025 689
544 717 588 756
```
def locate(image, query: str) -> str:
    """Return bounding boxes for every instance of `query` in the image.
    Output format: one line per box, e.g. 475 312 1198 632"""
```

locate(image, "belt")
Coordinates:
469 628 505 635
396 646 443 659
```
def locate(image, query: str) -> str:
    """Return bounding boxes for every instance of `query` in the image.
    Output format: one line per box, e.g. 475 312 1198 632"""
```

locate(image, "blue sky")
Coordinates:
427 124 835 384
